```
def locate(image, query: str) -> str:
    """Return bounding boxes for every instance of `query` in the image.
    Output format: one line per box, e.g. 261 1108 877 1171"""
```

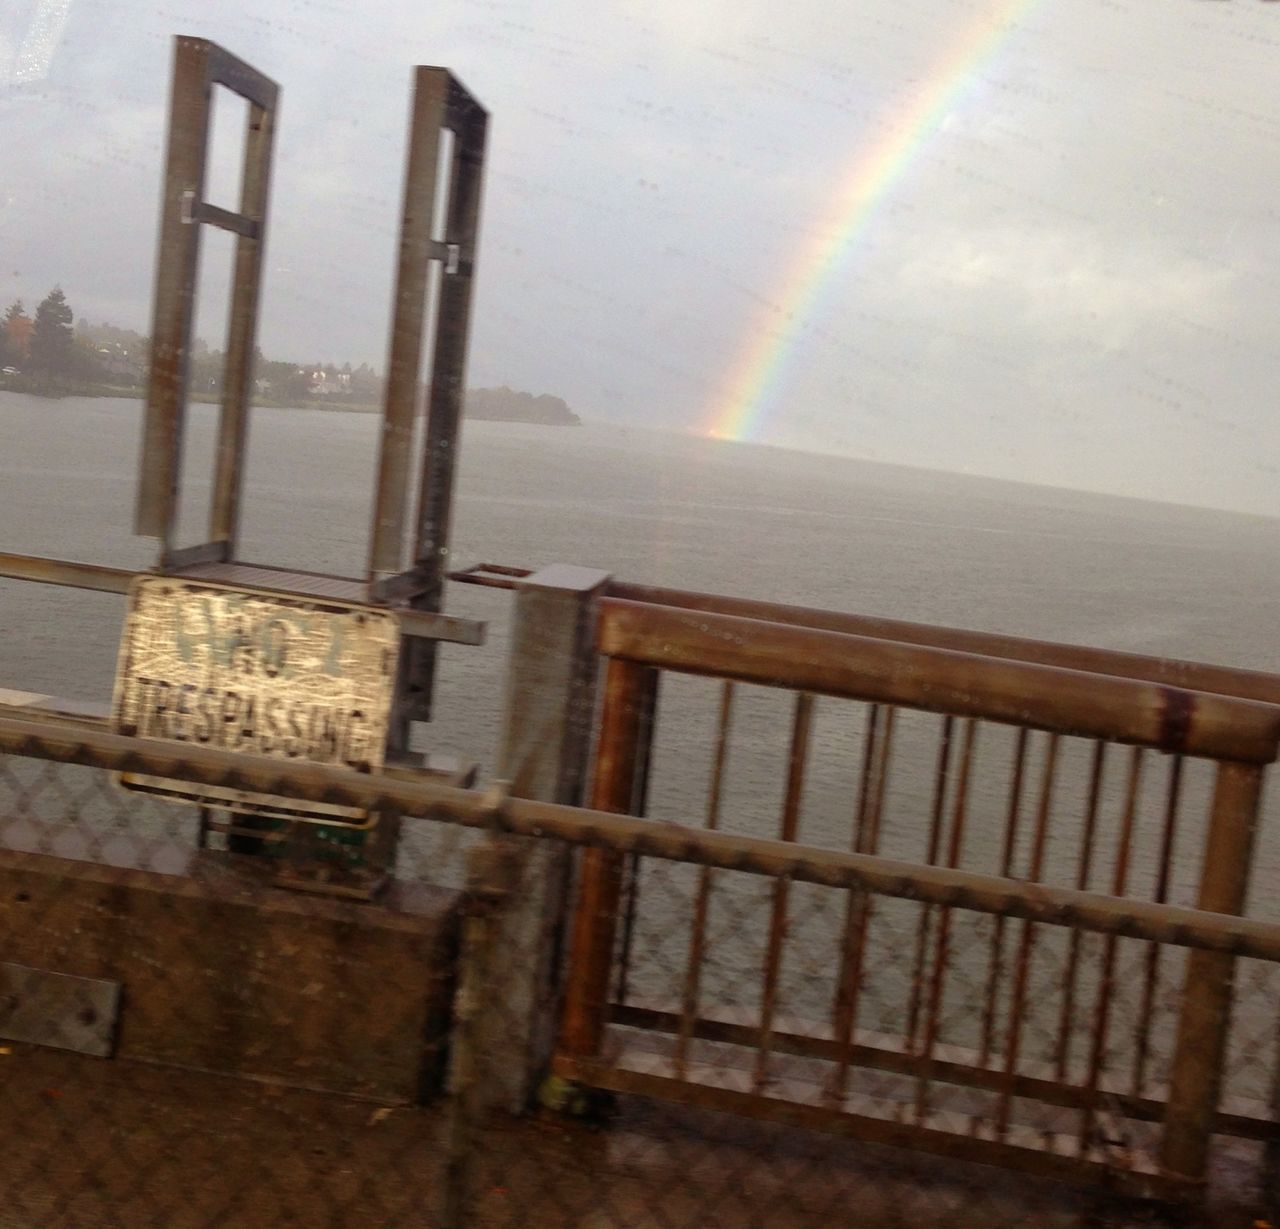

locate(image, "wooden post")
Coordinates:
560 655 657 1058
1160 760 1265 1184
1266 1007 1280 1220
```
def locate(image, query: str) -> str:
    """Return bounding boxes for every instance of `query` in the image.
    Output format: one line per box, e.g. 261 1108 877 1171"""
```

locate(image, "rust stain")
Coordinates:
1158 686 1195 754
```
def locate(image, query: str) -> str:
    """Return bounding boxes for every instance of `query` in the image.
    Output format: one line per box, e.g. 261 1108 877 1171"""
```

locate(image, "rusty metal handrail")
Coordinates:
0 551 135 595
0 551 483 646
609 581 1280 707
446 568 1280 705
3 711 1280 962
595 598 1280 763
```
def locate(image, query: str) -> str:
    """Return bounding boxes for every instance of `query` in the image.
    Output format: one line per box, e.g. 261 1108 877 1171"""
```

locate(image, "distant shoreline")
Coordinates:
0 380 581 424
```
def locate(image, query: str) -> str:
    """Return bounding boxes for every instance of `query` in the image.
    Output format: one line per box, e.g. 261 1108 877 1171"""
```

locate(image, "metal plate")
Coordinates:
0 962 121 1057
112 576 399 824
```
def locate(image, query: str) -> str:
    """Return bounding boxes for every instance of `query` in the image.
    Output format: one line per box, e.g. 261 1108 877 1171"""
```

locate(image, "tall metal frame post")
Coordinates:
136 36 278 568
369 68 488 748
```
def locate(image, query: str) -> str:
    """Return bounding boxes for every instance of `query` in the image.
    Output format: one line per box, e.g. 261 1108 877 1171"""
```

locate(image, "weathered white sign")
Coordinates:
112 576 399 824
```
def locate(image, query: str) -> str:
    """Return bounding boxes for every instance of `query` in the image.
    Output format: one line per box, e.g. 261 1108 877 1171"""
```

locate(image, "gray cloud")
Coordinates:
2 0 1278 514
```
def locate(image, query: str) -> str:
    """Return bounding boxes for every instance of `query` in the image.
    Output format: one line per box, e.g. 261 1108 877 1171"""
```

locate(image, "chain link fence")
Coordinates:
1 715 1278 1228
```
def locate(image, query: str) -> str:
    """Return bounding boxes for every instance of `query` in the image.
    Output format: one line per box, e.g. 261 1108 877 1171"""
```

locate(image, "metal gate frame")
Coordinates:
136 36 278 568
554 595 1280 1201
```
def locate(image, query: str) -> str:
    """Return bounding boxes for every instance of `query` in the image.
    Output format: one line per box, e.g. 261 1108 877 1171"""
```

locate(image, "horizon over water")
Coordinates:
650 420 1280 526
1 391 1276 686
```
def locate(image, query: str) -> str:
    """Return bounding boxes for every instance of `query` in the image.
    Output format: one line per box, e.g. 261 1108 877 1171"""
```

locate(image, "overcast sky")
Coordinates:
2 0 1278 515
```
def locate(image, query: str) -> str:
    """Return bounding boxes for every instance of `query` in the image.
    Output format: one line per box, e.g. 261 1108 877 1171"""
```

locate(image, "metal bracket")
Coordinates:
0 962 121 1058
181 190 261 238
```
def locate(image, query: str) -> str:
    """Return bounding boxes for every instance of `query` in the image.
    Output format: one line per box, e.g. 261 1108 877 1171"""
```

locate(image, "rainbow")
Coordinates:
705 0 1042 443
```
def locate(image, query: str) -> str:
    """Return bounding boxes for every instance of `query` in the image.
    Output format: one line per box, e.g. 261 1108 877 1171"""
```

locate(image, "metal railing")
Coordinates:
3 709 1280 1221
1 712 1277 955
451 563 1280 707
558 595 1280 1200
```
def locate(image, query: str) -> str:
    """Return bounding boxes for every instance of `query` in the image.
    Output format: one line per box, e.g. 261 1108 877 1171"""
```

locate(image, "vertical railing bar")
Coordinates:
1077 746 1143 1155
853 706 884 847
676 681 735 1077
1131 754 1183 1097
1161 760 1265 1182
754 691 814 1090
559 659 657 1060
612 857 640 1005
978 726 1030 1070
1054 740 1107 1082
906 715 955 1056
913 717 978 1123
612 667 659 1006
828 701 881 1070
995 732 1060 1138
865 708 894 854
830 704 898 1099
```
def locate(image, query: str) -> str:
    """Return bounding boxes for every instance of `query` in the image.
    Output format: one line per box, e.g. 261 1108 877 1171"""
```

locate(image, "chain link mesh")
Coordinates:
2 743 1277 1227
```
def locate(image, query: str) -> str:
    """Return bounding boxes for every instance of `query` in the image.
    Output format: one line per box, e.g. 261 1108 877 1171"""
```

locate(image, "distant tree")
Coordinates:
70 335 106 381
30 287 75 378
2 296 386 400
75 318 146 386
465 385 580 425
249 355 313 402
2 300 32 366
350 362 382 399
